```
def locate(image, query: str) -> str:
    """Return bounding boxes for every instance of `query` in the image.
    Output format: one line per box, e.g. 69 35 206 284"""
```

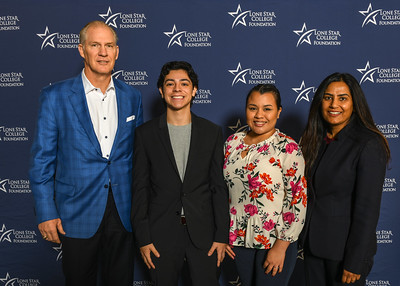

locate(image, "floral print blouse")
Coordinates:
223 130 307 249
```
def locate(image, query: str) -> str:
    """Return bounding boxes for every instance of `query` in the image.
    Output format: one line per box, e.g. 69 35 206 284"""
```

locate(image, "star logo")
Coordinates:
53 243 63 261
228 63 251 86
99 7 121 29
0 273 19 286
36 26 59 50
163 25 187 48
228 4 251 29
112 70 124 79
0 224 14 243
228 119 248 133
293 23 316 47
229 276 242 286
297 248 305 260
359 3 382 27
357 61 380 84
292 81 315 104
0 179 9 193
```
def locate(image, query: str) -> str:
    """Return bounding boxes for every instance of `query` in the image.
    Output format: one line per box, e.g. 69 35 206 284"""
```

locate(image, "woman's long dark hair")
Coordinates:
300 72 390 175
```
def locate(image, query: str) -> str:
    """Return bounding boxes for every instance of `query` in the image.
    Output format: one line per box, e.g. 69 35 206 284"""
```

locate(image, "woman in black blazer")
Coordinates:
300 73 390 286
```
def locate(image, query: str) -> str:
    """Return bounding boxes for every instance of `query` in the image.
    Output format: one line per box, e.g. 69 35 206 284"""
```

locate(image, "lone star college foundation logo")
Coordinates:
383 177 397 192
228 4 277 29
98 6 147 29
0 15 20 31
357 61 400 84
113 69 149 86
0 126 29 142
228 62 276 86
0 178 31 194
376 229 394 244
359 3 400 27
0 273 40 286
293 23 342 47
163 24 212 48
36 26 79 50
376 122 399 139
292 81 315 104
0 224 38 244
366 280 392 286
0 71 24 88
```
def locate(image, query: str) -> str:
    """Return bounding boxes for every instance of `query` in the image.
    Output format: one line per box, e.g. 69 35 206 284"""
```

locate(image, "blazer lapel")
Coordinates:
67 74 102 156
158 113 180 178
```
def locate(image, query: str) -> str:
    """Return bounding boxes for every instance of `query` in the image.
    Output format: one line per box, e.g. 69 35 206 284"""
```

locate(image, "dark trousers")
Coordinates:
150 225 219 286
304 252 372 286
233 242 298 286
60 190 133 286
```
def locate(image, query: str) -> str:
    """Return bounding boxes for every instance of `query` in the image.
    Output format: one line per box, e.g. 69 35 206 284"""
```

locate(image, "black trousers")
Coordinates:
304 249 372 286
60 189 133 286
149 224 219 286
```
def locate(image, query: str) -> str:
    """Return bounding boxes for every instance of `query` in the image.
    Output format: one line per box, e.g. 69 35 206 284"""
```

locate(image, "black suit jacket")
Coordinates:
132 113 229 250
301 117 387 274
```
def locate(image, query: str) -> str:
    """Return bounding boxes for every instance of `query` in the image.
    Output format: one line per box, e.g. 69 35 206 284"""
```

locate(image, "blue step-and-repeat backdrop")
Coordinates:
1 0 399 285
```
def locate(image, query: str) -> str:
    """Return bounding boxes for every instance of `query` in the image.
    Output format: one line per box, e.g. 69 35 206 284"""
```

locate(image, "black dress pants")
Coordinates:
60 189 133 286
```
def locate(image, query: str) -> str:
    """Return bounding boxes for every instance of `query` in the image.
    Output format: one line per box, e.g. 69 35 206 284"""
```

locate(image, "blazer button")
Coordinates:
104 184 108 189
107 161 111 165
175 211 180 216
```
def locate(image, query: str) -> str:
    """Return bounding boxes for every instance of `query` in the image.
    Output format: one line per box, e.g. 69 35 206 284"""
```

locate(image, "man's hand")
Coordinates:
208 242 228 267
225 244 236 260
140 243 160 269
342 269 361 284
38 218 65 244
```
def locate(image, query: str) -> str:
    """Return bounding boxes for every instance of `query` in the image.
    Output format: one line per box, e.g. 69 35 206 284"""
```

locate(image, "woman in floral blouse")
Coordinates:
224 84 307 286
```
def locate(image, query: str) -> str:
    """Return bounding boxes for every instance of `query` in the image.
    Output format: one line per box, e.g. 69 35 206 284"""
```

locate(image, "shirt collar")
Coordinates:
81 69 115 95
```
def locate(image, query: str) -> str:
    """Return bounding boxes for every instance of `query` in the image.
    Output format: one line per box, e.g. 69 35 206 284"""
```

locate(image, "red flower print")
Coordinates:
237 229 246 237
285 142 299 154
229 231 237 245
269 157 275 164
255 235 271 248
283 212 295 225
263 219 275 231
302 192 307 207
290 180 302 197
286 168 296 177
244 163 256 171
250 190 260 199
248 174 261 190
301 176 307 189
257 144 269 153
230 219 234 227
244 204 258 216
230 207 237 215
236 143 245 150
260 173 272 185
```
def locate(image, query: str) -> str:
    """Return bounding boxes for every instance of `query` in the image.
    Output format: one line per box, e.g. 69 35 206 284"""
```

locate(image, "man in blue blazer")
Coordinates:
29 21 143 286
132 61 229 286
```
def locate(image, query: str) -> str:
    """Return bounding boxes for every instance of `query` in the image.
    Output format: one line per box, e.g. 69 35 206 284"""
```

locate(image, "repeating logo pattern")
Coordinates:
228 4 277 29
0 224 37 244
163 25 212 48
0 126 29 142
383 177 397 192
0 178 31 194
0 15 20 31
0 273 40 286
357 61 400 84
113 69 149 86
359 3 400 27
36 26 79 50
292 81 315 104
293 23 342 47
98 6 147 29
0 71 24 88
228 63 276 86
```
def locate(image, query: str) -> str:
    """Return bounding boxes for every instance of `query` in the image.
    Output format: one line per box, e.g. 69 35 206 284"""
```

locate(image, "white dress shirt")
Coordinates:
81 69 118 159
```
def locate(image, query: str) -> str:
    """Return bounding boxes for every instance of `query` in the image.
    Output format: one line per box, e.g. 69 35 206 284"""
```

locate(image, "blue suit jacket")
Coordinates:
29 73 143 238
